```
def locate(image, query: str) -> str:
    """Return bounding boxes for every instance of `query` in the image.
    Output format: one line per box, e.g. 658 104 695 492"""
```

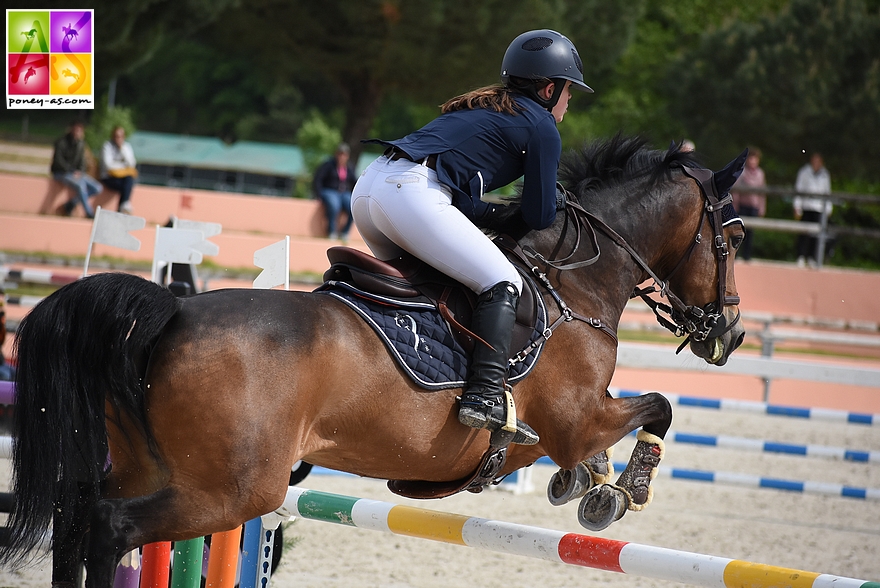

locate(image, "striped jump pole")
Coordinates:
0 267 78 286
615 462 880 501
610 388 880 426
629 429 880 463
523 456 880 501
278 487 879 588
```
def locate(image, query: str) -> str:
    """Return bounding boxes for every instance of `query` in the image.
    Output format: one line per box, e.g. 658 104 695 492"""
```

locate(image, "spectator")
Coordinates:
100 125 137 214
0 287 14 382
731 146 766 261
793 152 832 268
313 143 356 241
50 120 102 218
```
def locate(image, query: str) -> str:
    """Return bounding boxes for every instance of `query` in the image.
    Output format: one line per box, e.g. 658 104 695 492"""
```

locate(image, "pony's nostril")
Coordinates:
732 331 745 351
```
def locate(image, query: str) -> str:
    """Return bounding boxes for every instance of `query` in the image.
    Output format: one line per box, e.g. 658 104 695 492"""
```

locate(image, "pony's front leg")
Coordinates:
577 392 672 531
546 447 614 506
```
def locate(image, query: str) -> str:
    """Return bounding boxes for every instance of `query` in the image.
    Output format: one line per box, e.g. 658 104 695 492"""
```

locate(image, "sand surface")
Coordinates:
1 402 878 588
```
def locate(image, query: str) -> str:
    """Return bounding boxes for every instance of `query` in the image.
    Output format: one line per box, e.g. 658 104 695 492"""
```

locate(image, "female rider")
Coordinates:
351 30 592 445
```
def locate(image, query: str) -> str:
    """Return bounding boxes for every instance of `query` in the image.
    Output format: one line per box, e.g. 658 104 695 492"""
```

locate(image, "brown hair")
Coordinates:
440 84 521 115
441 76 554 114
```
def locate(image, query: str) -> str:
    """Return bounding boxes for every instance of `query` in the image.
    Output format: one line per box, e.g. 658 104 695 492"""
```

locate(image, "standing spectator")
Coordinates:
793 152 832 268
731 147 766 261
313 143 356 241
50 120 102 218
100 125 138 214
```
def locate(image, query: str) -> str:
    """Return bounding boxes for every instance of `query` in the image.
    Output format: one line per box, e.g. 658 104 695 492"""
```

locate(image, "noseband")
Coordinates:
516 165 741 349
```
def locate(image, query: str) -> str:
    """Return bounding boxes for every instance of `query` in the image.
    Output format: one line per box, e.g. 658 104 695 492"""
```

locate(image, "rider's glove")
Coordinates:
555 182 569 210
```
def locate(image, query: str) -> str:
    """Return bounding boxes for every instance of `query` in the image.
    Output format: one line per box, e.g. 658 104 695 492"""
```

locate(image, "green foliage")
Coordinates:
292 111 343 199
210 0 636 159
669 0 880 179
116 38 270 140
296 111 343 172
85 96 136 154
234 84 305 143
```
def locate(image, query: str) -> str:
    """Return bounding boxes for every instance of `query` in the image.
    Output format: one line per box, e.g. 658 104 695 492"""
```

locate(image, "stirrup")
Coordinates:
458 388 539 445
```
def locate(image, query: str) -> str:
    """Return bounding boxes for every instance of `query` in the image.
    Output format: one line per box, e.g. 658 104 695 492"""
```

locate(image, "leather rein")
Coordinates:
497 165 741 355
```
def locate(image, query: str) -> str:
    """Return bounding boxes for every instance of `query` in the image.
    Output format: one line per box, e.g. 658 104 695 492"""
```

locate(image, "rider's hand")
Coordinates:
555 182 569 210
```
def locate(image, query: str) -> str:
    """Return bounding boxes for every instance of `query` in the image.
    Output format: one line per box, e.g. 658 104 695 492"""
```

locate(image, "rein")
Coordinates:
501 165 741 353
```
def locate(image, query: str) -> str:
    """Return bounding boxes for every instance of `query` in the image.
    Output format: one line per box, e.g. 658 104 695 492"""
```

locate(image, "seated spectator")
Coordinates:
313 143 355 241
51 120 102 218
100 125 138 214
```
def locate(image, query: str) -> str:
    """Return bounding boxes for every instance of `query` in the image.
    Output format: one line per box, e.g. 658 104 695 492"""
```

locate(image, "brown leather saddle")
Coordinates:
323 245 540 357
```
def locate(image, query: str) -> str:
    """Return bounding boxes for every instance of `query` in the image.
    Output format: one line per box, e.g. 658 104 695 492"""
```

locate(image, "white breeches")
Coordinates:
351 156 522 295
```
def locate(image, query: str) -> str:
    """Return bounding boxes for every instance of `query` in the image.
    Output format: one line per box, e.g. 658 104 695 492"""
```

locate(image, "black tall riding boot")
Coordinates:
458 282 539 445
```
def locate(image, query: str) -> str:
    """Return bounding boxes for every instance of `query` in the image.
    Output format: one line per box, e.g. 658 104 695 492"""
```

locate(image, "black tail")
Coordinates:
0 273 180 568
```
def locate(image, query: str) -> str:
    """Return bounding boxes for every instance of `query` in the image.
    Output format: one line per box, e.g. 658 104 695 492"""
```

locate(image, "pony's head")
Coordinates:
642 146 748 366
509 135 746 366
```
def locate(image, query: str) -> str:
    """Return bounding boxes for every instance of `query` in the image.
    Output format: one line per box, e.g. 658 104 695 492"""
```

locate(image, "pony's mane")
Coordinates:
487 135 701 237
558 134 700 197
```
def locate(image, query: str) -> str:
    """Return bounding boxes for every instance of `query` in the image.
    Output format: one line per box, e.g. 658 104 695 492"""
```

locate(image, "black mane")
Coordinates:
488 135 700 237
558 134 700 196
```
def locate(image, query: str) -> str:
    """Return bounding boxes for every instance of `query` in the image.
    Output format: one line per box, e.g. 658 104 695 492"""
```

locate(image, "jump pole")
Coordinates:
278 487 879 588
140 542 171 588
204 526 242 587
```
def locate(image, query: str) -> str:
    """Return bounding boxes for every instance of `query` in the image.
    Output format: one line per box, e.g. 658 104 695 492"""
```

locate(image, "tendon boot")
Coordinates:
458 282 539 445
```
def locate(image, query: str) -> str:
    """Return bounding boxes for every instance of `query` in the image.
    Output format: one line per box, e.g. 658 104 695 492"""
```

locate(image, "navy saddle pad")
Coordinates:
317 282 547 390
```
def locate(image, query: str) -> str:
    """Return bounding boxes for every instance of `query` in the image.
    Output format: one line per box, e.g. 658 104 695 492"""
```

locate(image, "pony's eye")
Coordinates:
730 234 744 249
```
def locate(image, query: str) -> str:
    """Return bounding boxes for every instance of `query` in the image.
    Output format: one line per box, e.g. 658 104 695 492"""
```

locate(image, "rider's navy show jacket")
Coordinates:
367 95 561 231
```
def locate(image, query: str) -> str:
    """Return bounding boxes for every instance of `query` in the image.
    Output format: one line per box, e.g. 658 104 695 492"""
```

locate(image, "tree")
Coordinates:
668 0 880 180
558 0 788 150
210 0 640 162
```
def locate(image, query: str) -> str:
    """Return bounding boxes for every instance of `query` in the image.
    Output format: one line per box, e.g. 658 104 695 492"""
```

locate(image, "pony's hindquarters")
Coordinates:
0 273 179 573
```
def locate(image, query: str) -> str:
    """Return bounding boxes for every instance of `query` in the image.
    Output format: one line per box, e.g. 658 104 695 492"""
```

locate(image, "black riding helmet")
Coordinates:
501 29 593 110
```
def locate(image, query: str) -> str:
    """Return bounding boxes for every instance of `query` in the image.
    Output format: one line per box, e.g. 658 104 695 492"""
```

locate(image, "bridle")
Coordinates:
499 165 741 355
631 165 741 351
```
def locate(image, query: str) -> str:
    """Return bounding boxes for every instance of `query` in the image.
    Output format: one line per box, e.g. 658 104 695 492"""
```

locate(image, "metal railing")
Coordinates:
738 186 880 268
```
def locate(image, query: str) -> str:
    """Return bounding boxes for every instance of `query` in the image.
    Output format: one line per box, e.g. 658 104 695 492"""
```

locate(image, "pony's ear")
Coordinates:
713 148 748 195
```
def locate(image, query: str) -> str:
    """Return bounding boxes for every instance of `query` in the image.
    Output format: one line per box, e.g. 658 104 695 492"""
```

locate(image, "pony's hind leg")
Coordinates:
52 481 96 587
85 481 287 587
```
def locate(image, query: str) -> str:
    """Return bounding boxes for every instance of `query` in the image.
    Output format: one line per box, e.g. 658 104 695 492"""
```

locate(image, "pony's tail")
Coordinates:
0 272 180 568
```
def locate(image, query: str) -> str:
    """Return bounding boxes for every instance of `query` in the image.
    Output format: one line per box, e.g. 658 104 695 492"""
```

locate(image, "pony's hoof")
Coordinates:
577 484 627 531
547 463 594 506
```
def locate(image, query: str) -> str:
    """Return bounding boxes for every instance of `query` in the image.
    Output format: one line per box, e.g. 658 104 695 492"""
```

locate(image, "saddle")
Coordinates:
321 246 541 359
